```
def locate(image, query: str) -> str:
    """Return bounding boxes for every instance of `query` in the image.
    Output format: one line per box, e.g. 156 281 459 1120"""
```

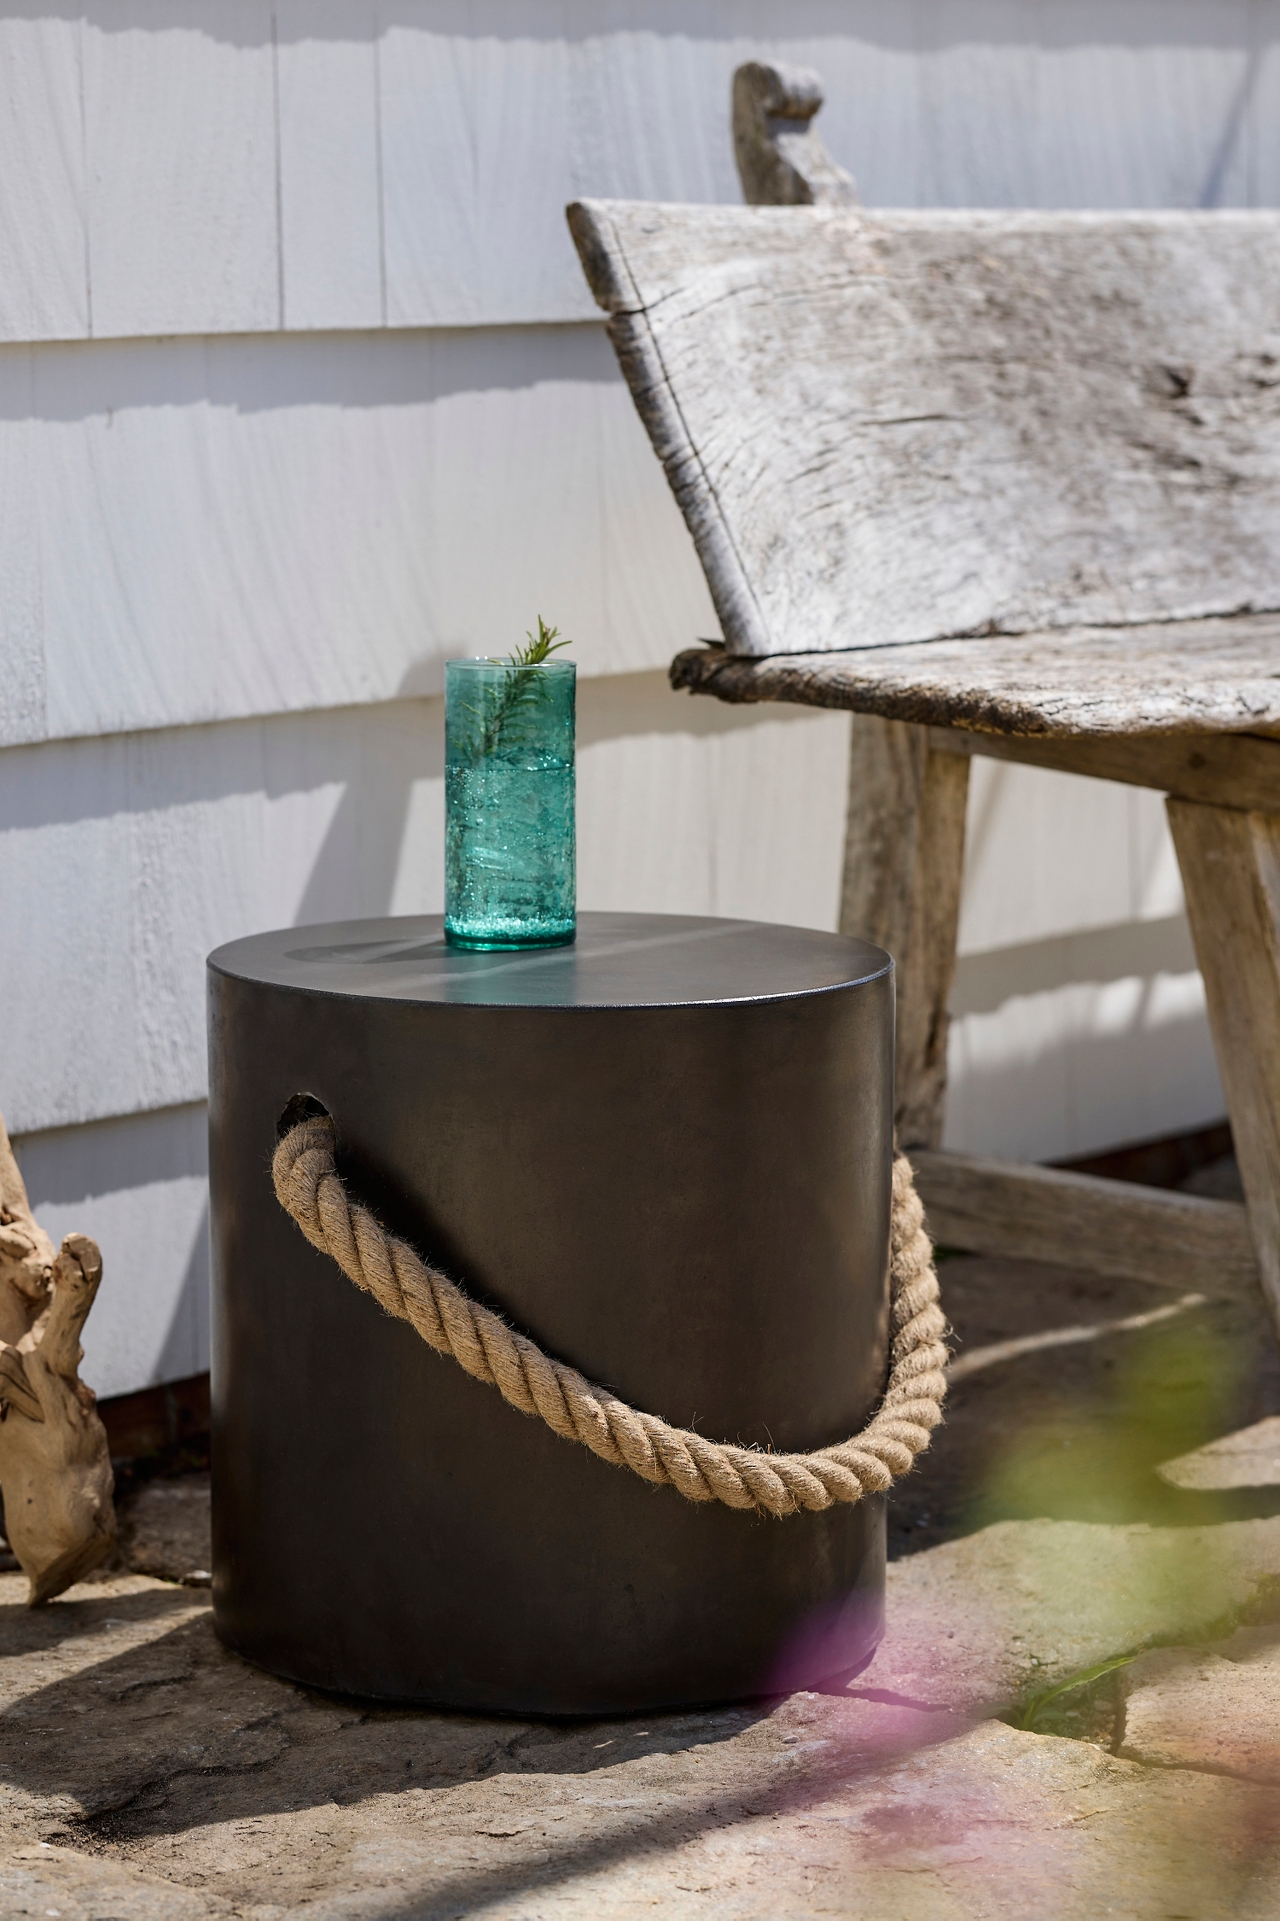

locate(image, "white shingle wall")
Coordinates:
5 3 1250 1396
0 3 1273 343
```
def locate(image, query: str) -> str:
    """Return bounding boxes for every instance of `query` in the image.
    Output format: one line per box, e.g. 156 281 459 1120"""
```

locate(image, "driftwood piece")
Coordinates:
911 1148 1256 1298
840 719 968 1147
0 1109 114 1604
568 200 1280 661
1168 801 1280 1343
731 61 857 209
669 614 1280 740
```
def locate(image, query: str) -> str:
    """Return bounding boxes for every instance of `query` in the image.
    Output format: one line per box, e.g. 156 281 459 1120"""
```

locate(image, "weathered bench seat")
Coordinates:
672 613 1280 741
568 71 1280 1347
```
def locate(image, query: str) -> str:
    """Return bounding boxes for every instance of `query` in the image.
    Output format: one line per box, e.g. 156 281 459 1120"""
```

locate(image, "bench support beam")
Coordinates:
910 1148 1256 1298
839 717 969 1148
931 725 1280 814
1169 799 1280 1342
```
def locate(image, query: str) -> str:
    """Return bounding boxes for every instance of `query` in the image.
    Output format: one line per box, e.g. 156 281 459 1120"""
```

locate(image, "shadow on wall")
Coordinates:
47 0 1268 58
0 321 621 426
289 671 444 929
154 1198 210 1387
945 917 1224 1165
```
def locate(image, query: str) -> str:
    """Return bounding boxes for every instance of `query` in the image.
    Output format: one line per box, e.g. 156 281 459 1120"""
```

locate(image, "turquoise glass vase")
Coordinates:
444 657 576 949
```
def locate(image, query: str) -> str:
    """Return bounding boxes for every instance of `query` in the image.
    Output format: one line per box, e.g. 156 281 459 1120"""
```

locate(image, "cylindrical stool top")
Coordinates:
208 911 894 1713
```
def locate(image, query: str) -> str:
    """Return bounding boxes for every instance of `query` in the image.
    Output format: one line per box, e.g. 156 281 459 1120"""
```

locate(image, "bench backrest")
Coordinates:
569 200 1280 657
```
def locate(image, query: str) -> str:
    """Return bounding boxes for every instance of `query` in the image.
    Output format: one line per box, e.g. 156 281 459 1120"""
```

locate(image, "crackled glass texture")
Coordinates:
444 658 576 949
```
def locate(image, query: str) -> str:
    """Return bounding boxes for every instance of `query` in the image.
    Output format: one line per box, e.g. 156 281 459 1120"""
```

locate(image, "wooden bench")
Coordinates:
568 62 1280 1340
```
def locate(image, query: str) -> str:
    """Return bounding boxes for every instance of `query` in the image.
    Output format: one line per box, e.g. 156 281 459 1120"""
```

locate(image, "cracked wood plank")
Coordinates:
569 201 1280 678
669 614 1280 739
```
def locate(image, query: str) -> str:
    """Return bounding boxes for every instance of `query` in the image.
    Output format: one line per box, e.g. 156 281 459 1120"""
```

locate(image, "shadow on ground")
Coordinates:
888 1252 1280 1558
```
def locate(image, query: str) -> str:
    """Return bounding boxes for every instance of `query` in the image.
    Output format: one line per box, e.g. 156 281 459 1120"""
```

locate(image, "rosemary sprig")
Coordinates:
463 618 572 761
502 617 572 670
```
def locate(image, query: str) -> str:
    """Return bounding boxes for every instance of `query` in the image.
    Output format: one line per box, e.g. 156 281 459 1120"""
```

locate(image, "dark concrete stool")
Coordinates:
208 911 894 1714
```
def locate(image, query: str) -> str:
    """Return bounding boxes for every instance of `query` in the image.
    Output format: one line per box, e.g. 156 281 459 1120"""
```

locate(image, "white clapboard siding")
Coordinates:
946 758 1211 1160
0 324 718 751
957 760 1184 955
0 4 1272 345
880 6 1252 211
0 673 851 1137
0 13 88 342
83 1 280 341
277 0 383 331
946 916 1225 1166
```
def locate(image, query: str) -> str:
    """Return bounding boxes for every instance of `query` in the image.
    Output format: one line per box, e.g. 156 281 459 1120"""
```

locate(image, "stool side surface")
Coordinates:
207 912 894 1710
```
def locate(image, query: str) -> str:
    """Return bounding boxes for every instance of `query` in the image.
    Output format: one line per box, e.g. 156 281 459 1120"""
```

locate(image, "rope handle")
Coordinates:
271 1113 947 1519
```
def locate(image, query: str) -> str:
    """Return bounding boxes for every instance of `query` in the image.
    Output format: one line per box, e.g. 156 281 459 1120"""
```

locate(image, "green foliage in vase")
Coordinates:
457 618 573 762
502 616 572 671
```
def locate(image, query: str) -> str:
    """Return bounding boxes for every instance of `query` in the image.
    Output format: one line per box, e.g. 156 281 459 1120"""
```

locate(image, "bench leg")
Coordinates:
1168 798 1280 1344
839 717 969 1149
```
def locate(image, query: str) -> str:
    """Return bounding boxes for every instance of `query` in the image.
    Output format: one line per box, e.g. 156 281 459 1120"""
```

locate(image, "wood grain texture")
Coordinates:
82 1 280 340
669 615 1280 738
1168 800 1280 1340
0 15 87 342
0 1228 116 1605
910 1147 1257 1297
737 58 963 1150
931 725 1280 813
574 201 1280 658
838 719 968 1148
277 0 383 331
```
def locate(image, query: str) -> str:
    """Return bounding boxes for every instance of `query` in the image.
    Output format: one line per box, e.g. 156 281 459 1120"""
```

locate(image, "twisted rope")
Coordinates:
272 1115 947 1518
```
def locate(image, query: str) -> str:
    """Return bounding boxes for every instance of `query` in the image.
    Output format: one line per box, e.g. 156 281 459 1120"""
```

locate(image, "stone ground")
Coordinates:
4 1246 1280 1918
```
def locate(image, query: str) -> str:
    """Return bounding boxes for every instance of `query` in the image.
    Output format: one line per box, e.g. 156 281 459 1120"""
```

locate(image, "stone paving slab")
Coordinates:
1159 1416 1280 1491
1119 1625 1280 1784
856 1514 1280 1712
1 1842 224 1920
3 1507 1280 1920
4 1715 1279 1920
